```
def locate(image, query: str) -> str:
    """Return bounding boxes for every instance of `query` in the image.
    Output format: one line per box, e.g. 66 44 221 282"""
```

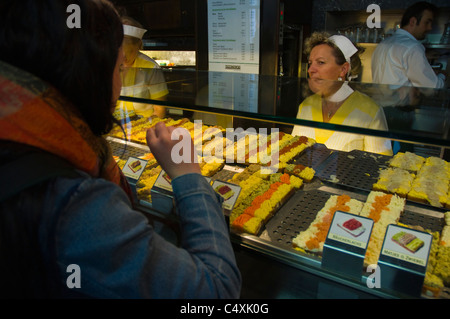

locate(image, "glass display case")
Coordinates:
108 68 450 299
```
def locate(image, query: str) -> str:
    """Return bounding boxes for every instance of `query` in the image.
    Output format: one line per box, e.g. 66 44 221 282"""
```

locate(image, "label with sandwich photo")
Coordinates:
380 224 432 268
122 157 148 181
212 180 241 211
154 170 174 192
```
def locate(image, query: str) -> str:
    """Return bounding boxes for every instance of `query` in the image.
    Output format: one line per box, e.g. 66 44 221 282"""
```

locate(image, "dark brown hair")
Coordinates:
0 0 124 135
400 1 438 27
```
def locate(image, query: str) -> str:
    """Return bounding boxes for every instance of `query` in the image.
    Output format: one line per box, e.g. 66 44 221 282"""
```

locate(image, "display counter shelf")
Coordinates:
111 68 450 298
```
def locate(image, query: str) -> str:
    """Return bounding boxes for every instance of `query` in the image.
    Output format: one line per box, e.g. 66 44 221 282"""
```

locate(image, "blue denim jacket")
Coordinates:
39 172 241 298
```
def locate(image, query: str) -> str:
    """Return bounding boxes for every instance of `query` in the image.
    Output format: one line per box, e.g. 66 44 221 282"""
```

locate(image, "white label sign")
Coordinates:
327 211 374 250
122 157 147 181
207 0 260 74
212 180 241 211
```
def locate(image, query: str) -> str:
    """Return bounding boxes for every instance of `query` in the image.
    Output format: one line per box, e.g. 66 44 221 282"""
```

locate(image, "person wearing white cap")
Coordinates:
116 16 168 119
292 32 393 155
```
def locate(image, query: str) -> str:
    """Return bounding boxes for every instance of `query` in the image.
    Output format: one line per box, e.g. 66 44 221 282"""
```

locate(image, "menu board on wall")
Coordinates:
207 0 260 113
207 0 260 74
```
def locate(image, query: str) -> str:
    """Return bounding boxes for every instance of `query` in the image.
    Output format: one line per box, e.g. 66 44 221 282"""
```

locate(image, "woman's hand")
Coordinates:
146 122 201 180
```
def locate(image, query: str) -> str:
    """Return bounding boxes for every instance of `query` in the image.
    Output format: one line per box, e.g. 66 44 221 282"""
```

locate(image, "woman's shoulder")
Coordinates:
135 53 159 68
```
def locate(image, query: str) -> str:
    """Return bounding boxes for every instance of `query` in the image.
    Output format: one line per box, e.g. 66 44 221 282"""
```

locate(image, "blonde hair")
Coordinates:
304 31 365 80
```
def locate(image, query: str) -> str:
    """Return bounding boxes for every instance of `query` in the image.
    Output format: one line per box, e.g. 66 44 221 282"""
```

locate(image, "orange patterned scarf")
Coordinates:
0 60 133 201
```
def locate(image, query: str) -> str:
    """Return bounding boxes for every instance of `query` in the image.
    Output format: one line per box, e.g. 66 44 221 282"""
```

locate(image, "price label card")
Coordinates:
153 173 216 194
322 211 373 280
380 224 432 269
377 224 432 297
122 157 148 181
327 211 374 251
154 170 173 192
212 180 241 211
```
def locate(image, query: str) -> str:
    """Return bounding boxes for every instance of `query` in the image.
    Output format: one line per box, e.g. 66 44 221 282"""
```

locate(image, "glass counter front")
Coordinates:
109 68 450 299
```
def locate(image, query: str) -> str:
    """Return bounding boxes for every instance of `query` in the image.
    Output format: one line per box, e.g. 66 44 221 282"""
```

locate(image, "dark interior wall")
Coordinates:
311 0 450 31
112 0 196 36
111 0 198 50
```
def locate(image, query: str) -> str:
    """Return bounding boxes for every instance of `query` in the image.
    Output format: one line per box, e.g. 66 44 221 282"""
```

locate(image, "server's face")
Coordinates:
410 9 434 40
112 47 125 109
307 44 348 96
122 36 141 67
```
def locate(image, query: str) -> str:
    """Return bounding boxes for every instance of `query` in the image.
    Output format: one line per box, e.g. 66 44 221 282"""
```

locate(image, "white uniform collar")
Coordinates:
327 82 354 103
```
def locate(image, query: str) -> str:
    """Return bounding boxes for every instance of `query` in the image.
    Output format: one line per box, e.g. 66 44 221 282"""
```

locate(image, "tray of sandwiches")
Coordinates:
315 149 450 211
264 186 450 298
373 152 450 210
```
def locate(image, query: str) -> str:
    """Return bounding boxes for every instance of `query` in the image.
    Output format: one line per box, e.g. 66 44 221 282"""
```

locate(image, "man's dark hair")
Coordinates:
0 0 124 135
400 1 438 27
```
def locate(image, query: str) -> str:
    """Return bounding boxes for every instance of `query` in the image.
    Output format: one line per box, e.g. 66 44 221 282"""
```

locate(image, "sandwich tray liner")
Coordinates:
265 189 332 248
313 149 449 211
290 143 333 170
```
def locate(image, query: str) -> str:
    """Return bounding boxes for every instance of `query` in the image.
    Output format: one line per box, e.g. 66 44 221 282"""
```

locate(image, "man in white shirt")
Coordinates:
372 1 446 88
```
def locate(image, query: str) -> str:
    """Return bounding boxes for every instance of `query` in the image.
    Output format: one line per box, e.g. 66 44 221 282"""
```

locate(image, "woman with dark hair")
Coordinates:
0 0 241 298
292 32 393 155
0 0 123 135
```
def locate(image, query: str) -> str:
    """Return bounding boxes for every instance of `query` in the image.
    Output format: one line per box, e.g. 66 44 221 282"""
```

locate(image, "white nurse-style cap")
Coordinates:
328 35 358 80
328 35 358 63
123 24 147 40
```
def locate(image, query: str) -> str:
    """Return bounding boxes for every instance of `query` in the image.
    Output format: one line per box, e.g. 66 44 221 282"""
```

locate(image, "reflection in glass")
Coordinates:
117 68 450 152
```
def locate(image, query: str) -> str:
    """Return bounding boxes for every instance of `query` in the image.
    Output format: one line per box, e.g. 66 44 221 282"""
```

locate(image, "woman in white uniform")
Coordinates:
292 32 393 155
